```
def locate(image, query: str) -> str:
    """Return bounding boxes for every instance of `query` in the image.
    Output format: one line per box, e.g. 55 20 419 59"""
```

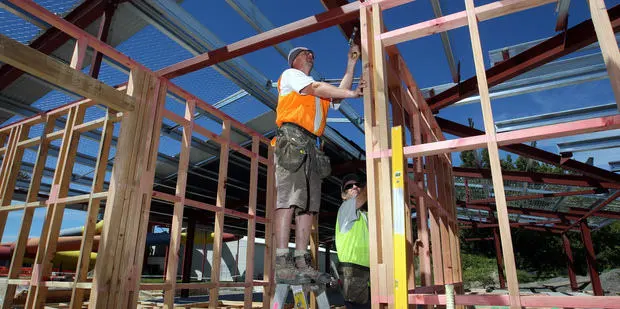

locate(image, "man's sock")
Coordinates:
276 248 290 257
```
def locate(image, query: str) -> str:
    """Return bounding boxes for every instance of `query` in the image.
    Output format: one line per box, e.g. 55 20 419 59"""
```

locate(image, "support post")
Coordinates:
464 1 521 307
561 233 578 291
181 213 197 298
579 221 603 295
493 228 506 289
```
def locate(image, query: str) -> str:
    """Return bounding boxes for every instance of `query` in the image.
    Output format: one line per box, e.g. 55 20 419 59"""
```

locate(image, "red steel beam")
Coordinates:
453 167 620 189
580 221 603 296
406 294 620 308
561 233 579 291
437 117 620 183
89 2 117 79
427 4 620 111
0 0 120 90
459 202 618 221
156 2 362 79
469 189 598 204
563 191 620 231
493 228 507 289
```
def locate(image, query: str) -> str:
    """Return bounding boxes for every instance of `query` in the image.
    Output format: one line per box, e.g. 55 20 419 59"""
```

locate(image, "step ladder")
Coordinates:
271 283 330 309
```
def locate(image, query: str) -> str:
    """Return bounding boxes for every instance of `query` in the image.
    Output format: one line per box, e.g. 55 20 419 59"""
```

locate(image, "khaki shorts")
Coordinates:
275 125 323 214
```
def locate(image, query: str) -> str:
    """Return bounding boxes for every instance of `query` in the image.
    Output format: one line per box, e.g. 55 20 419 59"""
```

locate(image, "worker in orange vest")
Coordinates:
273 44 365 284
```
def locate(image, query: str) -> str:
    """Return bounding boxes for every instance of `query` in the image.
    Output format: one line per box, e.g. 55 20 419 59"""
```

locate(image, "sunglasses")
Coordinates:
344 182 360 191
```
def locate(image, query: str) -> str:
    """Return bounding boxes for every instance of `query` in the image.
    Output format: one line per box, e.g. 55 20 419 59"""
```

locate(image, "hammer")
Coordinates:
348 26 359 58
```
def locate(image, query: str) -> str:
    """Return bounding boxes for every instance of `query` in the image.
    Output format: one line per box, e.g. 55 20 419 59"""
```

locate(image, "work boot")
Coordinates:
295 253 332 285
275 254 311 284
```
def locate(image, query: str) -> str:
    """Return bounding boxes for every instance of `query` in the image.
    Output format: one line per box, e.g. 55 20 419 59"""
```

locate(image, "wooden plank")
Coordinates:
464 1 520 307
209 120 231 309
0 33 134 112
164 99 195 309
244 136 259 308
436 159 454 286
70 110 115 309
371 4 396 307
426 155 444 287
262 146 275 309
27 105 86 308
588 0 620 111
380 0 556 47
412 108 432 287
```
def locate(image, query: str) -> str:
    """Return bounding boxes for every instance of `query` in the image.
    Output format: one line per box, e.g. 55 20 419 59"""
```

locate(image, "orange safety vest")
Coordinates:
276 76 331 137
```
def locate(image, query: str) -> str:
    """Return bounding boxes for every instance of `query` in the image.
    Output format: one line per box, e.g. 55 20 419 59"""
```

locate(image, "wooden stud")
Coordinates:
310 215 320 309
164 99 195 308
412 106 432 287
464 0 520 307
70 110 115 309
425 154 444 287
587 0 620 111
209 120 231 308
244 136 260 308
262 146 275 309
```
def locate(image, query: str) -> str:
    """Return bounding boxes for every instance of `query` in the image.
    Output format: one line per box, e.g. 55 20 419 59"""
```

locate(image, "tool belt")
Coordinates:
275 123 331 178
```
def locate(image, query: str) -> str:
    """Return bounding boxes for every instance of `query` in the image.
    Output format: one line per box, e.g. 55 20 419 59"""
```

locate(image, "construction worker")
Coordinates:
274 45 365 284
336 173 370 309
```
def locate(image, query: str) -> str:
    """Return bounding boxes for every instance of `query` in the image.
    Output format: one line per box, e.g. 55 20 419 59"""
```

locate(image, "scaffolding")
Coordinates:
0 0 619 308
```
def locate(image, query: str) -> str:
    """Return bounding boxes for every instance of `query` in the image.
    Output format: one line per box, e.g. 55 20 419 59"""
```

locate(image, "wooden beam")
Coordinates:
244 136 259 308
368 115 620 159
0 33 134 112
380 0 556 46
262 147 275 309
209 120 232 308
588 0 620 111
164 100 195 308
464 0 520 307
69 111 115 309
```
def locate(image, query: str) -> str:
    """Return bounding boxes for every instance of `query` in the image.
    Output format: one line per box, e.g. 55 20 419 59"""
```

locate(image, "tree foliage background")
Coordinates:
457 147 620 282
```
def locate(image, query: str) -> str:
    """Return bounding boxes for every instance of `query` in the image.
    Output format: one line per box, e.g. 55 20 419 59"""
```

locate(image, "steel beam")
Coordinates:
496 103 617 132
579 221 603 296
561 233 579 291
0 0 120 90
156 2 361 79
437 117 620 183
428 4 620 111
430 0 459 83
557 134 620 153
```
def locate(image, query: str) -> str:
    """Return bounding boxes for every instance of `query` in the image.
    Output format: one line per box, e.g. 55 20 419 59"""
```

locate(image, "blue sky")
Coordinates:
1 0 618 242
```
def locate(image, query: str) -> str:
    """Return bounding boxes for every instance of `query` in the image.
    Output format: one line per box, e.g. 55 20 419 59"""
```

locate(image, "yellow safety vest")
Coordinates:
335 211 370 268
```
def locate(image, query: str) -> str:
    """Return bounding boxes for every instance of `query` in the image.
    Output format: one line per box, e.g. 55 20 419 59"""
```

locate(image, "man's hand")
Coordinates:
350 79 366 98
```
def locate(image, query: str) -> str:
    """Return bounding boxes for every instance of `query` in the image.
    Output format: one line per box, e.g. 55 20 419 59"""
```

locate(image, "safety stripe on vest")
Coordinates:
313 96 322 134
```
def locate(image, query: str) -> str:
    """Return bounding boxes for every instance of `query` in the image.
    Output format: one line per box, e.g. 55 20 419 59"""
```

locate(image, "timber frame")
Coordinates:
0 0 619 308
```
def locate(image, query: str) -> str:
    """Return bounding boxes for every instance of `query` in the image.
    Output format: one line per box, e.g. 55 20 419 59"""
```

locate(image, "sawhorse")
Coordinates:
271 283 330 309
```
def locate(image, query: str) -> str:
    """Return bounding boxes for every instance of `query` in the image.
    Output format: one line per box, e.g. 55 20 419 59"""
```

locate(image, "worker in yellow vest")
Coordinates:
274 45 365 284
336 173 370 309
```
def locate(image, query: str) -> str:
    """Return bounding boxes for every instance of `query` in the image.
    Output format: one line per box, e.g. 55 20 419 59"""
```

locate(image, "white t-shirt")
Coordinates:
279 68 341 109
279 68 315 96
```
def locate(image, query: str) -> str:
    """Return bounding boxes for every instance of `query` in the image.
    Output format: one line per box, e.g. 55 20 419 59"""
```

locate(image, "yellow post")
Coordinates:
391 126 407 307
